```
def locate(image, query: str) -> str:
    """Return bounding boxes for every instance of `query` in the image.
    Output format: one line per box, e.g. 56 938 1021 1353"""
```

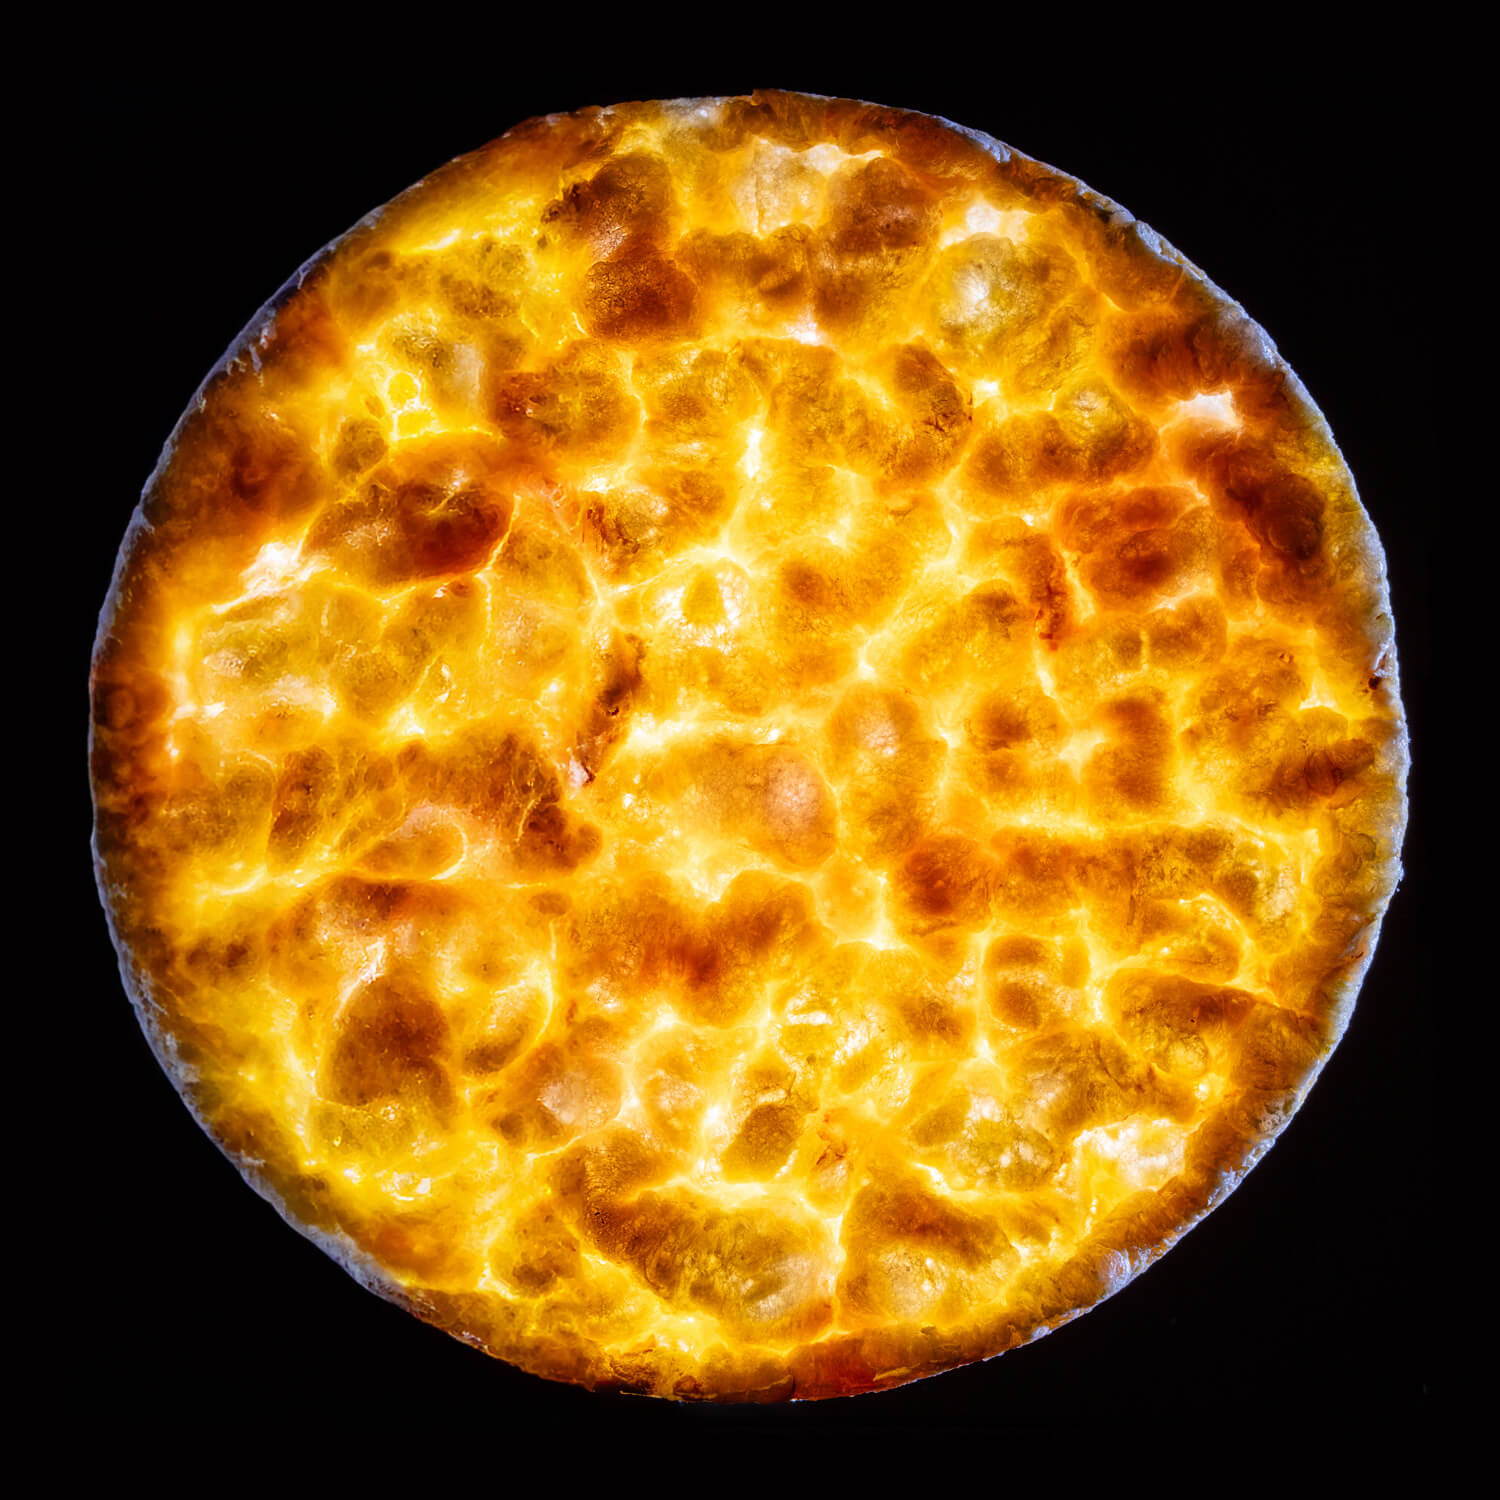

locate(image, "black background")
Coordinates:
69 74 1441 1434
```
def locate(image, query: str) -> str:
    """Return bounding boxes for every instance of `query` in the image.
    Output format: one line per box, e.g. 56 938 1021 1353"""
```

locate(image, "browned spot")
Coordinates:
397 722 599 874
547 151 676 252
268 747 339 863
896 833 994 927
679 226 812 313
573 633 643 779
304 432 513 587
583 240 699 341
1104 309 1257 405
325 971 452 1111
1193 433 1326 564
585 1187 833 1343
826 156 937 256
490 341 640 458
1084 695 1175 813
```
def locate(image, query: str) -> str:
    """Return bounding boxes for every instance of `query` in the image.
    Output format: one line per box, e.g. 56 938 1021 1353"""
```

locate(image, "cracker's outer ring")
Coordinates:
89 90 1408 1402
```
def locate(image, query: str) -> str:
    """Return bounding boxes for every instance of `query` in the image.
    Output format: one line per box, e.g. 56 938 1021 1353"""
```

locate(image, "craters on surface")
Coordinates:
541 153 702 342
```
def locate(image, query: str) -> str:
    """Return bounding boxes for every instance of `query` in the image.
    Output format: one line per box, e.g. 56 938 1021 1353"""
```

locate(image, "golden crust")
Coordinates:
90 91 1407 1401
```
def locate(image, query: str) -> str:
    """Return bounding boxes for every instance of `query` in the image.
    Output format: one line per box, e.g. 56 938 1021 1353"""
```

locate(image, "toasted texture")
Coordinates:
90 92 1407 1401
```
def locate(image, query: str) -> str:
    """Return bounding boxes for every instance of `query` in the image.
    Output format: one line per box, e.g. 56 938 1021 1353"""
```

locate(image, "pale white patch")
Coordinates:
1076 1118 1188 1188
956 264 990 310
740 424 764 480
240 540 306 600
803 142 849 174
447 341 483 405
788 311 826 345
388 704 425 738
940 201 1031 247
1298 679 1340 711
1172 390 1240 428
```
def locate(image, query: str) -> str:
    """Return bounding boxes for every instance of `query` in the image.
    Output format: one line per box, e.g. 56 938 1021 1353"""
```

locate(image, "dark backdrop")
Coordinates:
68 73 1441 1436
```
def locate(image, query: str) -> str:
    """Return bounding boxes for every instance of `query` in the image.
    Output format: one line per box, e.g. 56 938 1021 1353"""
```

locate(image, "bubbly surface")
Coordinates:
91 93 1406 1400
